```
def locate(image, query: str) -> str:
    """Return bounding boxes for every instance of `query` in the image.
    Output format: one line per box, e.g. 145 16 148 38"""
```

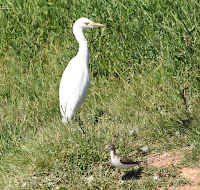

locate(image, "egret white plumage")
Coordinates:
59 18 105 124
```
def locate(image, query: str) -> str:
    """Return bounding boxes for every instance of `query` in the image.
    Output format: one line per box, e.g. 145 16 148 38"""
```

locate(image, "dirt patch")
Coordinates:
148 150 200 190
180 167 200 184
146 150 184 167
156 166 200 190
158 184 200 190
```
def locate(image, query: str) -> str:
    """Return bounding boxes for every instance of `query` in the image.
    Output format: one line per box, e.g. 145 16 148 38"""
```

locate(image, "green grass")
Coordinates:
0 0 200 189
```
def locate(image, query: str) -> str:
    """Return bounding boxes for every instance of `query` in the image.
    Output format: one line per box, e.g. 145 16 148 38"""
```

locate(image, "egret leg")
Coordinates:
75 114 85 134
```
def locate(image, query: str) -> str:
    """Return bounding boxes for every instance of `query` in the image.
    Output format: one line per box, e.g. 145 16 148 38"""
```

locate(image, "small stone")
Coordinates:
141 146 149 152
153 175 158 180
86 175 94 183
129 130 135 136
175 131 180 136
22 182 28 187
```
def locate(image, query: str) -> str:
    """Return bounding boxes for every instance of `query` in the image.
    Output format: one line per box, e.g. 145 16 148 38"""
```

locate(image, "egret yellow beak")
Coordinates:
88 23 106 27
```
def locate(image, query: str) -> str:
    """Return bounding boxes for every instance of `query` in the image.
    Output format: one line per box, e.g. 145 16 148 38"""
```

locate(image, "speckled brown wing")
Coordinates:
120 156 140 165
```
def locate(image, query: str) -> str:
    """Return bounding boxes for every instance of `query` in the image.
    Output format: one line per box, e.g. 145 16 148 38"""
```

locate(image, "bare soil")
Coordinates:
147 150 184 167
146 149 200 190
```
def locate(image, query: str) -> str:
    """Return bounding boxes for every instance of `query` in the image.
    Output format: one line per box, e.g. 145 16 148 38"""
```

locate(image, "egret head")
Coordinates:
73 17 105 30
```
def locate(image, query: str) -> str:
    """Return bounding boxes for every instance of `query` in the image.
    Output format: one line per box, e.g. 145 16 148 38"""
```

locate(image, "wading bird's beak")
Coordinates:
88 23 106 27
101 147 108 153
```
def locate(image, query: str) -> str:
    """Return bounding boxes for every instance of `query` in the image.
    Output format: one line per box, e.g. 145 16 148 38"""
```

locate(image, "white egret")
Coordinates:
59 17 105 124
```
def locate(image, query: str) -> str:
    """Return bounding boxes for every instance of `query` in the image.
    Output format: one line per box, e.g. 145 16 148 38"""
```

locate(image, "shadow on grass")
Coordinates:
122 167 143 180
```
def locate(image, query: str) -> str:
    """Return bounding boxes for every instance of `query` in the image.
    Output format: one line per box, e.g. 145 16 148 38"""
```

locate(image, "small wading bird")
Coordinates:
102 144 141 172
59 18 105 124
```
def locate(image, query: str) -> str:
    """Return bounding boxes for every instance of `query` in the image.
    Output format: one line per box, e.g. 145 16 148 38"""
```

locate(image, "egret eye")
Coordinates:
85 22 90 25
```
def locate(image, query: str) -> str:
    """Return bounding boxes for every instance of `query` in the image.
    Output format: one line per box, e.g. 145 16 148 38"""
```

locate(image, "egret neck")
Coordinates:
73 27 89 66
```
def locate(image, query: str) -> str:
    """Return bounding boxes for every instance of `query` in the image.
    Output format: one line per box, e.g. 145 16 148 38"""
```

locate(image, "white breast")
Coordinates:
110 152 134 169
